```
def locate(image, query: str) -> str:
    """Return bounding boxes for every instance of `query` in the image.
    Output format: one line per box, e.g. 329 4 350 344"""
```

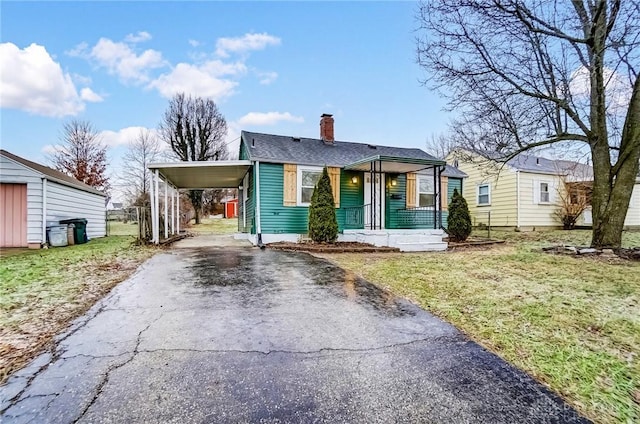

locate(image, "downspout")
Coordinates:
516 170 521 230
255 161 264 248
42 178 47 246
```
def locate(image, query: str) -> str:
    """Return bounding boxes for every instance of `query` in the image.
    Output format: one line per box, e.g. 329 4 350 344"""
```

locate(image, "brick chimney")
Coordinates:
320 114 334 143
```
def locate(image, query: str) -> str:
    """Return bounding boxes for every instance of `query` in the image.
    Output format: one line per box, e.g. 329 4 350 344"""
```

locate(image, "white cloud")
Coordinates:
124 31 152 43
99 126 159 148
188 39 201 47
237 112 304 126
258 71 278 85
148 61 244 100
65 42 89 57
569 66 632 113
0 42 84 117
215 32 281 58
80 87 104 102
89 37 165 84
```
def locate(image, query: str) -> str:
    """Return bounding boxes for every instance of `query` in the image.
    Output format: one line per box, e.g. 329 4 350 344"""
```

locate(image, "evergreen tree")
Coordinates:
448 188 472 242
308 167 338 243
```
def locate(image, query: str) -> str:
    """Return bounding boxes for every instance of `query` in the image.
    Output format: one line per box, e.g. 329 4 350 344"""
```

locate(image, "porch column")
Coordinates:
437 166 443 228
176 189 180 234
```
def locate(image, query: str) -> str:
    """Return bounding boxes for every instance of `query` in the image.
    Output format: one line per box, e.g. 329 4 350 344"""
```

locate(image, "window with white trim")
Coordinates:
539 182 550 203
477 184 490 205
417 176 435 208
297 166 322 206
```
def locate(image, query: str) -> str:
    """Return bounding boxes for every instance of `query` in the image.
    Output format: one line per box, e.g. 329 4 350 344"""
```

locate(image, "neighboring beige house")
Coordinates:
447 149 640 230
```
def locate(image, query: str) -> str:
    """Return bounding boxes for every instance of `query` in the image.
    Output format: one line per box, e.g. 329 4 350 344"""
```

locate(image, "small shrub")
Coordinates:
448 188 472 241
308 167 338 243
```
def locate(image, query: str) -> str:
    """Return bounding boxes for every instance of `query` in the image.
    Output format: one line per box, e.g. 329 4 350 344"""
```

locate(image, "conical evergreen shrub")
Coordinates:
448 188 472 241
308 167 338 243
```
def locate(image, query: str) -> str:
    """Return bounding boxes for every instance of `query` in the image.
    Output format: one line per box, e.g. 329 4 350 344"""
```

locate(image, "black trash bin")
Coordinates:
59 218 88 244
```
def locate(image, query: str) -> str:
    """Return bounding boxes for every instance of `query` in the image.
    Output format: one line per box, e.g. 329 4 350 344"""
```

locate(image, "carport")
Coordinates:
147 160 251 244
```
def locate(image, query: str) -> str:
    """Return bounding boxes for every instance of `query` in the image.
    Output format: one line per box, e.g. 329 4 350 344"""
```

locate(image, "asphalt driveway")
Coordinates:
1 242 588 423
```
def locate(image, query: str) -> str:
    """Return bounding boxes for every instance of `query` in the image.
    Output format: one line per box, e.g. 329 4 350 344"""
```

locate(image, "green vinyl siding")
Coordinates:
448 177 463 204
239 167 255 233
257 164 364 234
239 141 250 160
386 174 406 229
259 163 308 233
337 170 364 230
442 177 462 229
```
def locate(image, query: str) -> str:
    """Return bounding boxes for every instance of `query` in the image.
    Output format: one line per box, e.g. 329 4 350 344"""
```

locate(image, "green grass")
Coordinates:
320 231 640 424
107 220 139 236
0 236 157 383
187 217 238 234
488 228 640 248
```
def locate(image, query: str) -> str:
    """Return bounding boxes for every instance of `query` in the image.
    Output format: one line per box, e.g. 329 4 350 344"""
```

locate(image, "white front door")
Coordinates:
364 172 385 229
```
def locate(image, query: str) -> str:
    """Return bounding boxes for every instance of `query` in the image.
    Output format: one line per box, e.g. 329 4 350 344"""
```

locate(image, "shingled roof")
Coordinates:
1 149 106 196
240 131 467 178
507 154 594 178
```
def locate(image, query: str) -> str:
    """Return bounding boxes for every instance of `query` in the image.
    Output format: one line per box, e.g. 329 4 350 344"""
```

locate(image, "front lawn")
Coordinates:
320 230 640 424
0 236 157 383
187 217 238 234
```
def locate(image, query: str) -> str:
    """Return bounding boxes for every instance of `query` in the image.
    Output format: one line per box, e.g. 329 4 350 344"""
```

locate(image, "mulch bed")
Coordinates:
267 241 400 253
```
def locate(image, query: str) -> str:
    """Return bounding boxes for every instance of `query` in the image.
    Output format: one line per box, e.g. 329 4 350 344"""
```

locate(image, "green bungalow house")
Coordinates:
236 114 466 251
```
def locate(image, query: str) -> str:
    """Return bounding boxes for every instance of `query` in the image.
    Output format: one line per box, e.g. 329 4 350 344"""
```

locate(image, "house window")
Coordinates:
477 184 490 205
539 182 550 203
417 177 435 208
298 166 322 206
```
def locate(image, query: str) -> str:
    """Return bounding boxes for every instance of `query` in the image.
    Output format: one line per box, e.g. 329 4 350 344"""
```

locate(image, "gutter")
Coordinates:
516 170 521 229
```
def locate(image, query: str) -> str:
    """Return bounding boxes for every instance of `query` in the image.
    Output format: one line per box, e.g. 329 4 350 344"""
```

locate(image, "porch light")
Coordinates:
391 178 397 186
351 176 358 184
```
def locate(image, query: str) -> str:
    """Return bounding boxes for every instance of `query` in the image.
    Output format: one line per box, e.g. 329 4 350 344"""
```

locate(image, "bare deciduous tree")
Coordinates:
417 0 640 248
51 120 110 193
159 93 228 224
121 129 162 206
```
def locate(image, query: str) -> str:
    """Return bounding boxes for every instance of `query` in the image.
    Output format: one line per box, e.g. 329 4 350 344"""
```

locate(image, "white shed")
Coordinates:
0 149 107 248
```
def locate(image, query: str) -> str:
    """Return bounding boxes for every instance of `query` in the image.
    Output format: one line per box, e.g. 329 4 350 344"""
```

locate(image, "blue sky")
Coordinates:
1 1 452 199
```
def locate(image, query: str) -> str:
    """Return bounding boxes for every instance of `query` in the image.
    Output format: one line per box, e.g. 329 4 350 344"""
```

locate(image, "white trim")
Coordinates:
416 174 436 209
296 165 323 207
477 183 491 206
164 180 168 239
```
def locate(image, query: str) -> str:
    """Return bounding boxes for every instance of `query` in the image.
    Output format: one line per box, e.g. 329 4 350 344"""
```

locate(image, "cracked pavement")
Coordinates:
0 243 589 423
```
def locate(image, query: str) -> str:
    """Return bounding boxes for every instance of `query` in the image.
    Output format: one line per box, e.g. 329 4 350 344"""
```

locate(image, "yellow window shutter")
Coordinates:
441 176 449 211
283 164 297 206
327 167 341 208
406 173 417 208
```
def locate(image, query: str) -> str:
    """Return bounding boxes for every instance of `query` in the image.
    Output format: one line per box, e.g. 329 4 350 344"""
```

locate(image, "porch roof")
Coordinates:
147 160 251 189
344 155 445 174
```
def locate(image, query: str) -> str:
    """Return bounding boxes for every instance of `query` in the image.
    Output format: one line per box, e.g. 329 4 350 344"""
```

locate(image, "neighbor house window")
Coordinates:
298 166 322 206
477 184 490 205
417 177 435 208
539 182 550 203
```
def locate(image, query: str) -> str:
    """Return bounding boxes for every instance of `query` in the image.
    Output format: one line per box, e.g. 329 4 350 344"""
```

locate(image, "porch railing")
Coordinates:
343 204 370 229
393 207 441 229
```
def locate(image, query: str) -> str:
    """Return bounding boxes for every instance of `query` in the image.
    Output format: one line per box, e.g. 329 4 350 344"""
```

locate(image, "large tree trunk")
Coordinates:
189 190 204 225
591 76 640 249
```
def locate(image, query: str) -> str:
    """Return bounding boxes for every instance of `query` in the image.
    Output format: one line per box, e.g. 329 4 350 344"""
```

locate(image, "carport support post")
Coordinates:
170 185 175 235
149 170 155 243
164 180 168 239
154 169 160 244
176 189 180 234
255 161 263 245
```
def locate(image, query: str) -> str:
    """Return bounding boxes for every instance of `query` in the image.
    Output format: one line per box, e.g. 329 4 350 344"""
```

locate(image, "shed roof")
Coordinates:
1 149 106 196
